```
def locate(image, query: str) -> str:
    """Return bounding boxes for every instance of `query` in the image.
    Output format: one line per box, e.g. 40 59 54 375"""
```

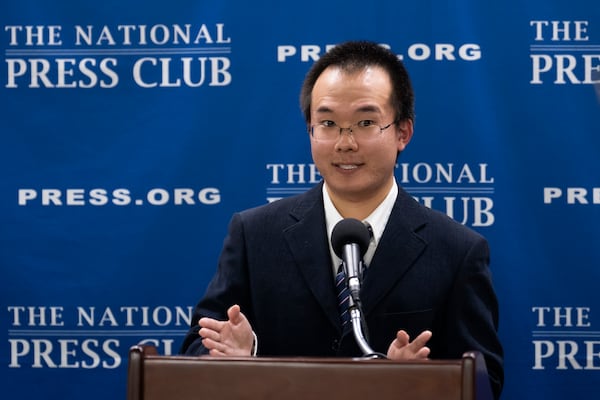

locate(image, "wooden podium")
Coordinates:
127 345 493 400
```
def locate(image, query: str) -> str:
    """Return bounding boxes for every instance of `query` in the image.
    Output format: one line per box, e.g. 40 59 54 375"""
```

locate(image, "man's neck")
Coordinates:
325 179 394 220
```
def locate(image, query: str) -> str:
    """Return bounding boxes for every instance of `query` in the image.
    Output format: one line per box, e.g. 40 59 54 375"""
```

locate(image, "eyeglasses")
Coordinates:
310 120 397 141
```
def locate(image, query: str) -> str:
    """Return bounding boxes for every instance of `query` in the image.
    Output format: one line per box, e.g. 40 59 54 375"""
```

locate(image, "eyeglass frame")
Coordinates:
309 119 399 141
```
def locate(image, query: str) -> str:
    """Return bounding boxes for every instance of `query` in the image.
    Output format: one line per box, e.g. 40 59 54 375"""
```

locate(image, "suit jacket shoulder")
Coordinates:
238 182 324 225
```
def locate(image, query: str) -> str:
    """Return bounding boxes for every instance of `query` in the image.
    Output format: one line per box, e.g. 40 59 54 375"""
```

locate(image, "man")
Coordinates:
180 40 504 398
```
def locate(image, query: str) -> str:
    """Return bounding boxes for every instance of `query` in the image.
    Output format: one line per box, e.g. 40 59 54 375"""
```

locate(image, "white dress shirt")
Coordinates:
323 179 399 277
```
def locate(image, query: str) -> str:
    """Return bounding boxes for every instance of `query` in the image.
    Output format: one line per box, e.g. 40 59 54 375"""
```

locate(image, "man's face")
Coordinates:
309 65 413 205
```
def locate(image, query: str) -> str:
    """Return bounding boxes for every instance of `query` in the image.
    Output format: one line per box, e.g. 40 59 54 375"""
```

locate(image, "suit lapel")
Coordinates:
281 184 430 330
283 184 342 331
360 187 428 315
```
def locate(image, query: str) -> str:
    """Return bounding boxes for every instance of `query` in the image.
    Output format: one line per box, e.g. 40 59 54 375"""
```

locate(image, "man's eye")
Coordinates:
357 120 376 127
321 120 336 128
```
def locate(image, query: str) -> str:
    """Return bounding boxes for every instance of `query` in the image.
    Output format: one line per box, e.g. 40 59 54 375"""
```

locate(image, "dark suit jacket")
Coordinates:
181 182 504 398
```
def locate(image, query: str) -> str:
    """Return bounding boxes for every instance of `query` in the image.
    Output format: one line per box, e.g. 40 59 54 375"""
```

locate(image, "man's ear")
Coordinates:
396 119 414 151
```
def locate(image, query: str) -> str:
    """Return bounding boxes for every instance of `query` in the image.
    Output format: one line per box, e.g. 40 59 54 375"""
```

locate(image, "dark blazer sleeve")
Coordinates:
181 184 344 357
180 184 342 357
179 212 253 355
413 207 503 399
435 232 503 399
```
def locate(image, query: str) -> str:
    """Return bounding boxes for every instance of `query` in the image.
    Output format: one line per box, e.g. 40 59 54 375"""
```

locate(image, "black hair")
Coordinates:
300 40 415 126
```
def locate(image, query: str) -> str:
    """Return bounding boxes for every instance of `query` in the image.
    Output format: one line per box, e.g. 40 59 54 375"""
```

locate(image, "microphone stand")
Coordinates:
348 298 382 358
343 251 387 359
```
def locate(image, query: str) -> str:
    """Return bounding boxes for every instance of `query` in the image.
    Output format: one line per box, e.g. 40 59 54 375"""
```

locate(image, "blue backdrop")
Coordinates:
2 1 600 398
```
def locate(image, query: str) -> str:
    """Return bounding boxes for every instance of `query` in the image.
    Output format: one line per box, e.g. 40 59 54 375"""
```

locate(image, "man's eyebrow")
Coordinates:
314 105 381 114
314 106 333 113
355 105 381 113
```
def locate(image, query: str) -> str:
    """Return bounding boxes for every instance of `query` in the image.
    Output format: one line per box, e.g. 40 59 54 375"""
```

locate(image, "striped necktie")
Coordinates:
335 264 350 330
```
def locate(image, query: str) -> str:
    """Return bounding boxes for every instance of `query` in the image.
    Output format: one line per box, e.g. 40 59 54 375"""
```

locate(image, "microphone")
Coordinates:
331 218 371 302
331 218 385 359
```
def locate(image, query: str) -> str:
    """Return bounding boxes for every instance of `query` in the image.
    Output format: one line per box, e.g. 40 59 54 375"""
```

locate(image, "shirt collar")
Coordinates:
323 179 398 274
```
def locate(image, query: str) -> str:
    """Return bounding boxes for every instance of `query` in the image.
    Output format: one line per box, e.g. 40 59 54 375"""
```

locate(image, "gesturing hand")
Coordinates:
386 330 432 360
198 304 254 357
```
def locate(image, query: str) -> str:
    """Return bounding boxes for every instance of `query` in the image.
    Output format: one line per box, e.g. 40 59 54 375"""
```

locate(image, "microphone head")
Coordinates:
331 218 371 258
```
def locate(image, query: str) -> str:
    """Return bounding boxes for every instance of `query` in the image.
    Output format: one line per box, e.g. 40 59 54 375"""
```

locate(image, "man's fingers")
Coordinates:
207 345 227 357
416 346 431 358
410 330 432 349
198 327 220 341
227 304 244 325
387 330 433 360
209 349 226 356
199 305 245 331
199 317 224 331
202 337 226 353
395 330 410 346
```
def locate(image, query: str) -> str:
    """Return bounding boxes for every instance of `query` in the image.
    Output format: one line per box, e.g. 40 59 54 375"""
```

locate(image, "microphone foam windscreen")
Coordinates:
331 218 371 258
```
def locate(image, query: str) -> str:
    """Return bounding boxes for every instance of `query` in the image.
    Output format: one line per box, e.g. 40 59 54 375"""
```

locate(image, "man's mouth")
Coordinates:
336 163 360 170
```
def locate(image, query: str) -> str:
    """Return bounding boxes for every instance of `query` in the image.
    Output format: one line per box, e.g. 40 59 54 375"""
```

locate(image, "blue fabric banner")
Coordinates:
2 1 599 398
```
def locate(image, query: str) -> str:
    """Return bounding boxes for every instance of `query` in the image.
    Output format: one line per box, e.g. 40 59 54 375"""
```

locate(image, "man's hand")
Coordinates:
386 330 432 360
198 304 254 356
